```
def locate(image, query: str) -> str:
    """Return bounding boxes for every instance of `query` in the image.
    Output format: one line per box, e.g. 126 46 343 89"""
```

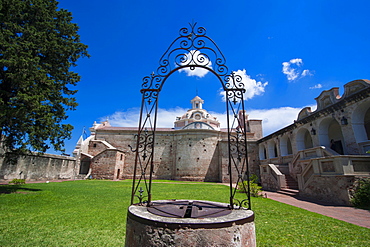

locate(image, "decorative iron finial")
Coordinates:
134 187 148 205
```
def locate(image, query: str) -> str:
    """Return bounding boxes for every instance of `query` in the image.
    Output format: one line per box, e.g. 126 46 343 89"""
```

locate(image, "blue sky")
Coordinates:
56 0 370 155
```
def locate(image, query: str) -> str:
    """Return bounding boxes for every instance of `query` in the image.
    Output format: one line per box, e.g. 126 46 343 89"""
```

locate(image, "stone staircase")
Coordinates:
284 174 299 190
275 163 299 190
275 174 300 197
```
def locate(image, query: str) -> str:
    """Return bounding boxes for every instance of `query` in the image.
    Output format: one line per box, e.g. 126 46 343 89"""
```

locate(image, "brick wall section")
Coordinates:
90 149 125 179
88 141 108 157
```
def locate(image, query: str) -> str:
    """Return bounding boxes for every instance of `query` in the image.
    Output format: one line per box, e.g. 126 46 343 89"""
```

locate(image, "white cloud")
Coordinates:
102 107 188 128
282 58 313 81
289 58 303 65
103 108 140 127
309 84 322 89
212 106 307 136
301 69 313 77
219 69 268 101
179 67 209 78
178 50 211 78
246 107 305 135
102 105 316 137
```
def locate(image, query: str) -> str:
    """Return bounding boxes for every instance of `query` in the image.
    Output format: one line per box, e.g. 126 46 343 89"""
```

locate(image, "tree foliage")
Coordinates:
0 0 89 153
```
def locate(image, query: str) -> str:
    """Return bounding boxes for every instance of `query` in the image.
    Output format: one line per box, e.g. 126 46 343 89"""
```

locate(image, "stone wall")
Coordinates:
221 141 260 183
125 201 256 247
248 120 263 140
260 166 281 191
97 129 226 182
299 175 356 205
92 128 260 183
0 153 76 181
172 130 222 181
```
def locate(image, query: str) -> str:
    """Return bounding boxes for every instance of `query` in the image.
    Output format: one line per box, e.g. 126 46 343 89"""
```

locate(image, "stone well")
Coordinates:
125 200 255 247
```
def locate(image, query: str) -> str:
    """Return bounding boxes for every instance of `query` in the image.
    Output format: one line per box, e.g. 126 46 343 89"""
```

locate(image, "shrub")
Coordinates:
350 178 370 210
238 176 263 197
249 174 259 184
8 179 26 185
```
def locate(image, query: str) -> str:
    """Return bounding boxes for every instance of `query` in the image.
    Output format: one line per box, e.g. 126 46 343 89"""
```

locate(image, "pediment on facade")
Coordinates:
297 107 312 121
314 87 340 111
343 79 370 97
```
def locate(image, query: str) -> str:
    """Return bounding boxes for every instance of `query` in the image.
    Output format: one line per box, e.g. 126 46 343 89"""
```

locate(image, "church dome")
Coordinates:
174 96 220 130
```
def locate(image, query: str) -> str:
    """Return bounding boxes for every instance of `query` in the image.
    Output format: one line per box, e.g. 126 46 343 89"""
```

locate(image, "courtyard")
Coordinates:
1 180 369 246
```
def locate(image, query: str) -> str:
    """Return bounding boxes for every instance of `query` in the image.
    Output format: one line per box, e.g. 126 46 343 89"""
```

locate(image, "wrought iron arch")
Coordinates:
129 22 251 209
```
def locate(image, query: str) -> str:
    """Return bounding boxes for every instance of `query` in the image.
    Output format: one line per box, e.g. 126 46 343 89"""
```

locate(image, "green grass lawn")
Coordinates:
1 180 369 246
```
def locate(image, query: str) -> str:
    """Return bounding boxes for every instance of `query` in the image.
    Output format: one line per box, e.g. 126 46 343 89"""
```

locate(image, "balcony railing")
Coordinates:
260 144 370 192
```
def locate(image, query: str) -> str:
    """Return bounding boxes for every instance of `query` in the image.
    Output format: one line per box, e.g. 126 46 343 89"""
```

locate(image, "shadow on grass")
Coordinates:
0 185 42 194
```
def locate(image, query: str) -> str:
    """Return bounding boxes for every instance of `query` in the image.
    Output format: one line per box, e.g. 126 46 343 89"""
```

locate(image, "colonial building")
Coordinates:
73 96 262 182
258 79 370 205
2 79 369 206
73 79 370 205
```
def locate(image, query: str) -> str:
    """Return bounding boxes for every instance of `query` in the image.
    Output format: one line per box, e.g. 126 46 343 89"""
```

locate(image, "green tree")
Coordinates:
0 0 89 153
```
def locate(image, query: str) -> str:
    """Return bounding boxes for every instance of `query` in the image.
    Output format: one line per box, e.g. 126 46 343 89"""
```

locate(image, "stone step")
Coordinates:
286 185 299 190
285 178 298 183
277 188 299 197
284 174 299 190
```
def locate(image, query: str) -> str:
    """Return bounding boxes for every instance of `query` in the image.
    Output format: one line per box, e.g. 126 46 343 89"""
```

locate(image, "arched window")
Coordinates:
268 140 277 158
287 138 293 154
259 145 267 160
296 128 313 150
304 131 313 149
352 99 370 143
280 136 293 156
328 120 344 154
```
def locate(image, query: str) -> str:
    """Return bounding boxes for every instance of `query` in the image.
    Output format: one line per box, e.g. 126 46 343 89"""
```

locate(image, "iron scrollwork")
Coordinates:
130 22 251 210
232 198 250 210
128 129 153 161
